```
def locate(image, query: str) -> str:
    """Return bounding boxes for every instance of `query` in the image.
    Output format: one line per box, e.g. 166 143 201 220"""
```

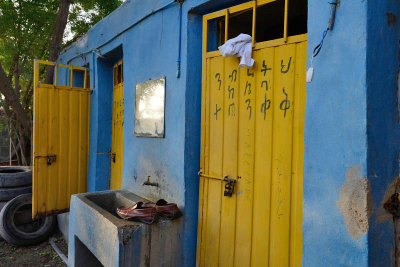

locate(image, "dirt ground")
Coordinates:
0 232 67 267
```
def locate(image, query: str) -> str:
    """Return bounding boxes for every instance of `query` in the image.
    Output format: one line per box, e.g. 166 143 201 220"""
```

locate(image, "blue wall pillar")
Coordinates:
182 11 202 267
87 56 114 192
303 0 369 265
367 0 400 265
304 0 400 265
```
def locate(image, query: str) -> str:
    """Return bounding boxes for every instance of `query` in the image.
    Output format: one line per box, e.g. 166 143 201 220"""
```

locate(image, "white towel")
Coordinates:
218 33 255 68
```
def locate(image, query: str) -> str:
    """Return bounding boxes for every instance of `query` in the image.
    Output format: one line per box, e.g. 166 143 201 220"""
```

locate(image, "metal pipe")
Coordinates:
91 50 96 91
328 0 338 31
49 238 68 264
176 1 183 78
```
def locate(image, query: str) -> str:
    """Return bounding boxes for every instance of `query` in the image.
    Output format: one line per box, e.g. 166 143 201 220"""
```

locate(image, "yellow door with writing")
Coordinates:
197 1 306 266
33 60 90 219
110 60 124 190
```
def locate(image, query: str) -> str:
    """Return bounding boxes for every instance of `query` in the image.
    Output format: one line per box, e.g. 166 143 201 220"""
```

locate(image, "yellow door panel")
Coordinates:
204 56 224 267
197 3 307 264
251 47 275 267
198 41 306 266
219 56 239 267
268 43 297 266
234 64 256 267
33 60 90 219
289 41 307 267
110 60 124 190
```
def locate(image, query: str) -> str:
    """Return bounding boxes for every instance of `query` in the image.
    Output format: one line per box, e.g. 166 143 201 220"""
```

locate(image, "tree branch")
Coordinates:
45 0 71 84
22 76 33 109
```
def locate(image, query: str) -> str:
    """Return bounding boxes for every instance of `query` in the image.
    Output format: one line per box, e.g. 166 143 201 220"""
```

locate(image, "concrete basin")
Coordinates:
68 190 182 267
84 190 140 219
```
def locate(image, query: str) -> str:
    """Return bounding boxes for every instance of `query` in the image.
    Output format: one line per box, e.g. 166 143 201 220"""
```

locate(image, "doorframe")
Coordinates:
110 59 124 190
197 0 308 265
87 45 124 192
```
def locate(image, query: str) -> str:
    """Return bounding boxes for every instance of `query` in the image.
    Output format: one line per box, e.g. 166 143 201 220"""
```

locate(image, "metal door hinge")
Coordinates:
96 152 116 162
35 154 57 165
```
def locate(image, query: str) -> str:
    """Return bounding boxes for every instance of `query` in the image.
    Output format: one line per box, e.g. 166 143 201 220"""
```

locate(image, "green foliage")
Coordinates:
0 0 123 163
0 0 123 76
0 0 123 104
0 1 58 79
66 0 123 46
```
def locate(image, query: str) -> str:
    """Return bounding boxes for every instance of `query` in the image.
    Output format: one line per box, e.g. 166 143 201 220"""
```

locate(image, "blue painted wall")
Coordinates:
59 0 400 265
305 0 400 266
58 1 238 265
303 0 369 266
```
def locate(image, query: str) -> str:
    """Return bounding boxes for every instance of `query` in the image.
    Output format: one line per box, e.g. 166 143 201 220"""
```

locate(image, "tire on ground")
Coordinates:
0 201 6 241
0 194 56 246
0 167 32 188
0 185 31 201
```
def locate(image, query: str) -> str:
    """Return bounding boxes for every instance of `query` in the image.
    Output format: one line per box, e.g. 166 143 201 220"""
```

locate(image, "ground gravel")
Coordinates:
0 232 67 267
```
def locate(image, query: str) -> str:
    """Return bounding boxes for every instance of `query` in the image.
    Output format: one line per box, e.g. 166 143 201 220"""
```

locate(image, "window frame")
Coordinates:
203 0 307 58
35 60 88 90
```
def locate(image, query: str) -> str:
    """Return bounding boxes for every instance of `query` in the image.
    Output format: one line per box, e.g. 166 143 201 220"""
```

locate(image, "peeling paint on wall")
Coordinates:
337 166 373 240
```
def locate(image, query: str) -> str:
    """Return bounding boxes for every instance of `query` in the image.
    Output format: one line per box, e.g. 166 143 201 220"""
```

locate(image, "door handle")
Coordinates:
34 154 57 165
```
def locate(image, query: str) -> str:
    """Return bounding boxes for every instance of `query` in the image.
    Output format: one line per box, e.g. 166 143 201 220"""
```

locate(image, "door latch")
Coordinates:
35 154 57 165
46 155 56 165
223 176 236 197
198 172 239 197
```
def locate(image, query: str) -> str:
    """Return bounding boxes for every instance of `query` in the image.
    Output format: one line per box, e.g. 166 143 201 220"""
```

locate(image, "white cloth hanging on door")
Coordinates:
218 33 255 68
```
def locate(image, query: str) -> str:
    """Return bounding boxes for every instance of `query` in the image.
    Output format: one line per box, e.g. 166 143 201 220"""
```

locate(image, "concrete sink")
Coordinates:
84 190 140 219
68 190 182 267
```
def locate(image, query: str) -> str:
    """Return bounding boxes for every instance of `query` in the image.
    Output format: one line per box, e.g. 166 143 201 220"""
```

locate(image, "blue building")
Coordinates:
32 0 400 265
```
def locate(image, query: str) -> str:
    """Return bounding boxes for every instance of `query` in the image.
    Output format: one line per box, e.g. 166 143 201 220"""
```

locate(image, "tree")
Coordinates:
0 0 123 165
45 0 71 84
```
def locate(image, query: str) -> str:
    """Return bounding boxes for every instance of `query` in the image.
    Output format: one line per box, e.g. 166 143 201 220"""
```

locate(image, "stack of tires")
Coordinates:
0 167 56 245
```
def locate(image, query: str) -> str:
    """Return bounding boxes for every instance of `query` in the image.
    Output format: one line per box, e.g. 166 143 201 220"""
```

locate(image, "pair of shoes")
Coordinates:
116 202 158 224
116 199 182 224
143 199 182 220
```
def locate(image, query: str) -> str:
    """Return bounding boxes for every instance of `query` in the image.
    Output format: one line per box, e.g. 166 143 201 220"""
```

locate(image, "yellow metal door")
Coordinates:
33 60 90 219
197 1 306 266
110 60 124 190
